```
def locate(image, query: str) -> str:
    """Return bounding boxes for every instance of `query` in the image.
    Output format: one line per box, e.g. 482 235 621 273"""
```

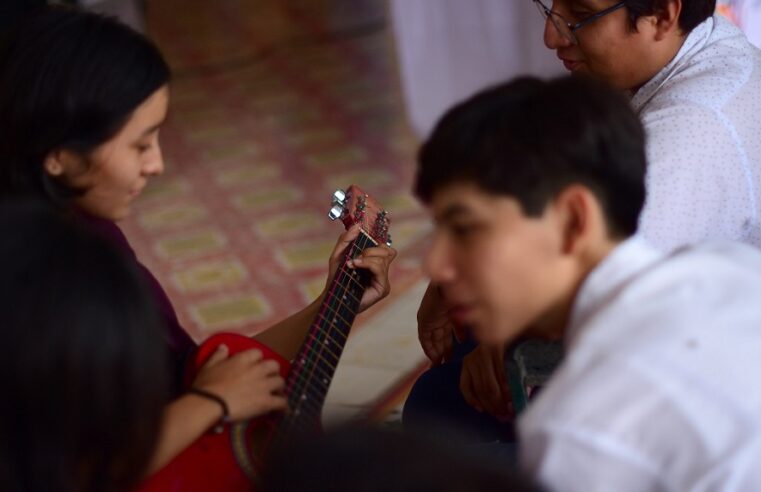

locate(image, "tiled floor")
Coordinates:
323 279 429 425
120 0 429 421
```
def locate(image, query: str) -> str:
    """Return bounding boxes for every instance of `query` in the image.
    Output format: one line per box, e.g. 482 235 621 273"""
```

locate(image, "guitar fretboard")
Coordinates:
275 231 376 438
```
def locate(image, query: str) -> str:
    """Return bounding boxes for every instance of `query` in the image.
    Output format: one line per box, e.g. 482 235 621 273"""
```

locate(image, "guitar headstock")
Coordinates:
328 184 391 246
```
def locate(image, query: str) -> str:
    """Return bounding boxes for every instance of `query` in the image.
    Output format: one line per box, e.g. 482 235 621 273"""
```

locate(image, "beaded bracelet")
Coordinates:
188 387 231 433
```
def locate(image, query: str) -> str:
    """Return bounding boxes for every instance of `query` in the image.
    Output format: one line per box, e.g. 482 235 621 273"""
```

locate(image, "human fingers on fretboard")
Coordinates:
347 244 396 266
349 247 397 312
331 223 362 258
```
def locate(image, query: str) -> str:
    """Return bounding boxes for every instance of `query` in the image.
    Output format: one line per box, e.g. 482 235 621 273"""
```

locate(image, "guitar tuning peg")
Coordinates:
332 189 346 206
386 236 393 247
329 189 347 221
328 204 344 221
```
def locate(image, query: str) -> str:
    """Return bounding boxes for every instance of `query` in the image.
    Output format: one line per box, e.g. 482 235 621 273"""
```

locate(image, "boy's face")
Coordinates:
425 182 578 344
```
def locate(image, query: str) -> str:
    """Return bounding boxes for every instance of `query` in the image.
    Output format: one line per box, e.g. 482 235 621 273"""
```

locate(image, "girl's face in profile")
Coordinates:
46 85 169 221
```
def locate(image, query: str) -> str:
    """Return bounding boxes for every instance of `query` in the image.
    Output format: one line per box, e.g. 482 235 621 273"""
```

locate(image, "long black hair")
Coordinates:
0 6 170 206
0 199 170 492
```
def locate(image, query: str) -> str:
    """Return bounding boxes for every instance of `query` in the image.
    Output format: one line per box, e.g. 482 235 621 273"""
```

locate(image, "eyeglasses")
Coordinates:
533 0 627 45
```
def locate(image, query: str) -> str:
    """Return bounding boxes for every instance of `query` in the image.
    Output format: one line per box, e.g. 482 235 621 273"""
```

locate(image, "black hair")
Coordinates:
261 425 544 492
0 0 46 34
625 0 716 34
0 6 170 206
0 199 170 492
415 75 646 239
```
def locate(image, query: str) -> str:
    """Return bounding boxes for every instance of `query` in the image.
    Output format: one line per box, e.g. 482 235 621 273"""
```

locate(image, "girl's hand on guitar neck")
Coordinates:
251 219 397 365
328 222 398 313
191 344 288 421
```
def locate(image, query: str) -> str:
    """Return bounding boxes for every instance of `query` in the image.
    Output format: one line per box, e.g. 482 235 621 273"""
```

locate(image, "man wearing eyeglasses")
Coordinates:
536 0 761 251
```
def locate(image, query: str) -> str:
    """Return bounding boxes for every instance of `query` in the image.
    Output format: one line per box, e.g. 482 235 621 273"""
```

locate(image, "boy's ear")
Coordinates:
653 0 682 40
552 185 596 255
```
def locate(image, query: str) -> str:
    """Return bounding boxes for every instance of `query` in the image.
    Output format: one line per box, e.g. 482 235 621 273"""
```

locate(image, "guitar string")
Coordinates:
283 263 360 396
281 230 377 428
286 233 371 381
235 217 388 461
283 261 366 416
282 233 372 421
275 220 388 440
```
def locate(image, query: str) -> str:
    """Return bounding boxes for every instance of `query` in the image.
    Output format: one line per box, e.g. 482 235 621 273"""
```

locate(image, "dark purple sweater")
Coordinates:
78 212 197 396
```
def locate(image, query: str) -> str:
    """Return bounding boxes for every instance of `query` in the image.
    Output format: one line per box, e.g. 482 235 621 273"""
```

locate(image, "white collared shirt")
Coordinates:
518 237 761 492
632 15 761 252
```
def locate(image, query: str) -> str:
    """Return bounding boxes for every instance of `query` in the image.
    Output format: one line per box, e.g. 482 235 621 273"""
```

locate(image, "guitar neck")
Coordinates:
277 230 377 435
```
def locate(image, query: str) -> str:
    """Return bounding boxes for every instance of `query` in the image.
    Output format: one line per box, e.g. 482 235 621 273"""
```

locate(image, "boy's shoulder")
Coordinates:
520 241 761 462
650 17 761 111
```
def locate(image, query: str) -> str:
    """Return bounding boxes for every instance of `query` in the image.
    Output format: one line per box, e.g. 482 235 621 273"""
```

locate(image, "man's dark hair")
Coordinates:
414 75 646 239
0 6 170 205
625 0 716 34
0 200 170 492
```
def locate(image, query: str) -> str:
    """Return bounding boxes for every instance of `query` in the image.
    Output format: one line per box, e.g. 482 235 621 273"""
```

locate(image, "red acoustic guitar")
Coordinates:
138 185 391 491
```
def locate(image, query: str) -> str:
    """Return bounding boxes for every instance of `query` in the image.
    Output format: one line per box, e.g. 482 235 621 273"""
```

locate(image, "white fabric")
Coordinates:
519 237 761 492
389 0 562 138
718 0 761 49
633 15 761 252
740 1 761 48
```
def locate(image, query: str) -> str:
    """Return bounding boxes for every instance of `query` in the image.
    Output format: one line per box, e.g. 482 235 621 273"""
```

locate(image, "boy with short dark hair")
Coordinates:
416 75 761 491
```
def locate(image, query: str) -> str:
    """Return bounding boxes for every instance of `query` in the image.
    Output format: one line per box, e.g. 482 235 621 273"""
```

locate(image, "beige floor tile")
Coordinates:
323 279 428 422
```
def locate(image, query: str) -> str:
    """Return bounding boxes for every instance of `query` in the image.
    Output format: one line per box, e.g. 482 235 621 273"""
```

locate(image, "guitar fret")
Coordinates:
317 302 355 335
285 311 354 397
287 346 339 393
328 275 362 305
286 383 327 416
337 266 366 292
290 385 327 414
286 386 326 421
278 227 381 439
327 292 361 320
313 313 349 342
325 283 360 312
288 380 328 412
294 340 340 378
322 275 361 316
302 330 343 362
288 366 333 394
291 346 337 380
305 320 346 358
326 302 358 331
288 321 354 393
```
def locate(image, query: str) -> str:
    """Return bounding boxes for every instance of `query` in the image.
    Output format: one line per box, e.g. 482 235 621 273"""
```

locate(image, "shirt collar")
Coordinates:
565 236 664 347
630 15 716 112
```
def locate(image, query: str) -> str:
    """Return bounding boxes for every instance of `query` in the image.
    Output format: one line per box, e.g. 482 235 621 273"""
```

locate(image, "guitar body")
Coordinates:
138 186 390 491
138 333 289 492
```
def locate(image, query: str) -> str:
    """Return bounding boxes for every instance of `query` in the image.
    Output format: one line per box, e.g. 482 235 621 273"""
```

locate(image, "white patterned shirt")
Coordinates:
633 15 761 252
519 237 761 492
